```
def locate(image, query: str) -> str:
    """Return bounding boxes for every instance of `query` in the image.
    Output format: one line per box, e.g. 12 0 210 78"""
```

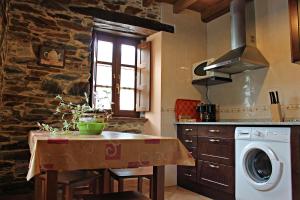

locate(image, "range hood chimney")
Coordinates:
204 0 269 74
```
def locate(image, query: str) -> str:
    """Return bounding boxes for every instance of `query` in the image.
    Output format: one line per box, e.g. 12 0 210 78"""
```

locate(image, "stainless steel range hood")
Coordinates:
204 0 269 74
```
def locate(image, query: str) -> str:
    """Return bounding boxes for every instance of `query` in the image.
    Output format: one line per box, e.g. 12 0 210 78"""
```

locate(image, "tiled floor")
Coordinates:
118 178 211 200
164 186 211 200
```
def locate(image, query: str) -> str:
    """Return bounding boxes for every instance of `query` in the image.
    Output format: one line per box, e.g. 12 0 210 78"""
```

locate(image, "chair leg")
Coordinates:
35 176 43 200
63 185 73 200
118 179 124 192
149 177 153 199
137 177 143 193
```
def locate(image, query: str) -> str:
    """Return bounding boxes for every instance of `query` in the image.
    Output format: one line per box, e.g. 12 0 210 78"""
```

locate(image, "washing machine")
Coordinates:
235 127 292 200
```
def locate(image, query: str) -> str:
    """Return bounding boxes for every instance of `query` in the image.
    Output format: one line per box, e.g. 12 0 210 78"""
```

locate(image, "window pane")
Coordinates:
98 40 113 63
96 64 112 86
121 44 136 65
121 66 135 89
95 87 112 110
120 89 135 111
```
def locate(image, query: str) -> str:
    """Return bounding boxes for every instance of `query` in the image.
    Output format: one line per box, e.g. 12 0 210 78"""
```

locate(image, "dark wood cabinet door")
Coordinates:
198 126 235 138
178 166 197 183
198 137 234 165
177 124 235 199
289 0 300 63
291 127 300 200
178 125 198 159
178 125 198 136
198 160 234 194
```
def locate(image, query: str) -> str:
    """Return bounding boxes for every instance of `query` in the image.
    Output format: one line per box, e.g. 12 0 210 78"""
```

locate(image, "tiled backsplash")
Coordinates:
217 104 300 121
162 103 300 122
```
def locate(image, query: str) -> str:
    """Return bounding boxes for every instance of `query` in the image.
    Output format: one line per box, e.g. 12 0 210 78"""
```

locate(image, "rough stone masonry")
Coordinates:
0 0 160 195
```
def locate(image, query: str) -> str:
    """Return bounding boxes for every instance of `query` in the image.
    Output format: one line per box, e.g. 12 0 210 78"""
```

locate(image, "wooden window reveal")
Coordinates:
136 41 151 112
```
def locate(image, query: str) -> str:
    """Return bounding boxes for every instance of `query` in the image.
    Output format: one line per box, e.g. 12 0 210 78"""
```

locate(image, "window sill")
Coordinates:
109 117 148 123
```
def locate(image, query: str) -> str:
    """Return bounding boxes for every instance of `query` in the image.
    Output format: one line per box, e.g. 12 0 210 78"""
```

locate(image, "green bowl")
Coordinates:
77 122 106 135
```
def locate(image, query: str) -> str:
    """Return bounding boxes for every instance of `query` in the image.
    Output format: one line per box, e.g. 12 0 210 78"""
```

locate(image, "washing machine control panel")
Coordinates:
252 128 267 139
235 127 251 139
235 127 291 142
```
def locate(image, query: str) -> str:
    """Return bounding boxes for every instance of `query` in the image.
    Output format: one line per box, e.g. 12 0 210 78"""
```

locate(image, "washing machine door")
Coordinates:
240 143 282 191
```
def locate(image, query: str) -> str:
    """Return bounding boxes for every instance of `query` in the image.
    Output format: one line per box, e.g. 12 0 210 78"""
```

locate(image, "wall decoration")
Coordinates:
39 46 65 67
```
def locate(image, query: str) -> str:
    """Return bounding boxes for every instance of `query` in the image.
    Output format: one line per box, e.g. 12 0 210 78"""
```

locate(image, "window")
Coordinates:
91 32 151 117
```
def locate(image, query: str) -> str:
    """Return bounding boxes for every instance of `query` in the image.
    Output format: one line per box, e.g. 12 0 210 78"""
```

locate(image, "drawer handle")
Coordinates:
184 173 192 177
184 139 193 143
208 164 220 169
208 129 220 133
209 139 220 143
201 178 229 187
185 128 193 132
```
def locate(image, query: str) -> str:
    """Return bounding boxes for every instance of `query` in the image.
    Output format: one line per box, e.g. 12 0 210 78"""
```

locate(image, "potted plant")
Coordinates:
38 93 112 135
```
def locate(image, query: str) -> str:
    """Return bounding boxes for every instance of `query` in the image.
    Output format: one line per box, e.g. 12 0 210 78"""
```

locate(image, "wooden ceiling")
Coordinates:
146 0 232 22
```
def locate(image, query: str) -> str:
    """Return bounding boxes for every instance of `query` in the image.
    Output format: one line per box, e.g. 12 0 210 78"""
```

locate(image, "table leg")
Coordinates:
137 177 143 193
45 170 58 200
152 166 165 200
103 169 111 193
34 176 43 200
98 171 104 194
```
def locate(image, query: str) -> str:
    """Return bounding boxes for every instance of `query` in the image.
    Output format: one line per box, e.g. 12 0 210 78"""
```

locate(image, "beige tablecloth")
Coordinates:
27 131 195 180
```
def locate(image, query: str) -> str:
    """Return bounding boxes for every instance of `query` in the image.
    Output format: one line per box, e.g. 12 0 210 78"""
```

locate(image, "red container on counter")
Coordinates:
175 99 201 122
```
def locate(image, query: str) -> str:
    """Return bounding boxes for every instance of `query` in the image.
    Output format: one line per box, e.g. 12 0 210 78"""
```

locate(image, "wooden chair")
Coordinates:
35 170 103 200
109 167 153 198
75 191 149 200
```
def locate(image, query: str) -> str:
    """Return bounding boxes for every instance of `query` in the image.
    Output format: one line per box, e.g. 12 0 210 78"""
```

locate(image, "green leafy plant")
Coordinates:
38 93 112 135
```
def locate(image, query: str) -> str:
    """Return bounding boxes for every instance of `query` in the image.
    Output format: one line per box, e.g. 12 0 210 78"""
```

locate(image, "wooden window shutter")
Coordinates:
90 32 98 107
136 41 151 112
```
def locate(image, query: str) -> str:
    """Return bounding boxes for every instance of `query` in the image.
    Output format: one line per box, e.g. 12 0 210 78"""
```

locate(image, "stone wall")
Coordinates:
0 0 9 99
105 117 147 133
69 0 161 21
0 0 160 195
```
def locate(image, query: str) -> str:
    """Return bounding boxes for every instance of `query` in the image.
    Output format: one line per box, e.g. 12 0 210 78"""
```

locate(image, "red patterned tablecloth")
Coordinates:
27 131 195 180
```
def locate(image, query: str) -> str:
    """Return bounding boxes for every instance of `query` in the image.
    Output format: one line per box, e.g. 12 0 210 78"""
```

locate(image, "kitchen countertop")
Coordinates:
175 121 300 126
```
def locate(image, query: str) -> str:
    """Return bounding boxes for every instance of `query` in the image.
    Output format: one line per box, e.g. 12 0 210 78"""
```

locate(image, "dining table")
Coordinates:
27 130 195 200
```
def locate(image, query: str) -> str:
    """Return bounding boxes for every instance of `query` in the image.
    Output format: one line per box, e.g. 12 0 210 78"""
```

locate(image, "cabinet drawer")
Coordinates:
178 126 197 147
198 160 234 194
198 126 235 138
178 166 197 183
180 135 197 148
178 125 198 136
198 137 234 165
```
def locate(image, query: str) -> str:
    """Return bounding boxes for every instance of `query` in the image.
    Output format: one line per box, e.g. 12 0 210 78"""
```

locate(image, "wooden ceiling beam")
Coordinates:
143 0 155 7
173 0 198 13
69 6 175 33
201 0 231 23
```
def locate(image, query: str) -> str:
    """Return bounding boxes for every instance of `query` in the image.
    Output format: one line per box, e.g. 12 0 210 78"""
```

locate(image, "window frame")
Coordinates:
92 31 140 118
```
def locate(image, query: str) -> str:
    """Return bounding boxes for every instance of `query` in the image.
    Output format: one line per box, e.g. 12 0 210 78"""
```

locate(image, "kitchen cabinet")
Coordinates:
291 126 300 200
289 0 300 63
177 125 235 200
177 123 300 200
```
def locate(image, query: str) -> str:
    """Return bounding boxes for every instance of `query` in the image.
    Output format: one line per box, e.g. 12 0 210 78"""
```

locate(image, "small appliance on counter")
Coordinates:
197 103 216 122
